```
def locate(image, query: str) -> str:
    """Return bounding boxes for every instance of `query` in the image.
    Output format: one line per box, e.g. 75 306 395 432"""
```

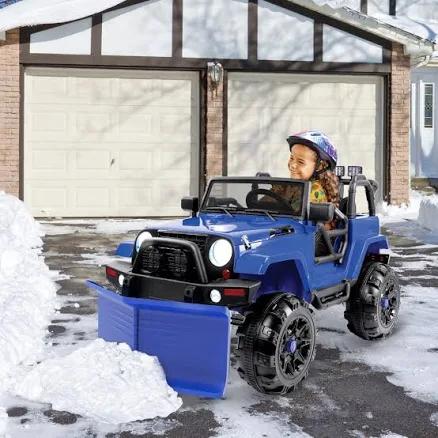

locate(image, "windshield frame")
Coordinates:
199 177 311 220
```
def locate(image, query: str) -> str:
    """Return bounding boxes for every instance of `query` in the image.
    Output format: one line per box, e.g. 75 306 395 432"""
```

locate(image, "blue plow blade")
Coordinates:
86 280 231 399
115 241 134 258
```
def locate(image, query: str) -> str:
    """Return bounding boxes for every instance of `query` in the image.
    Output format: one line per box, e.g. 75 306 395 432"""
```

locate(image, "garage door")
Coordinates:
227 73 384 200
24 68 199 217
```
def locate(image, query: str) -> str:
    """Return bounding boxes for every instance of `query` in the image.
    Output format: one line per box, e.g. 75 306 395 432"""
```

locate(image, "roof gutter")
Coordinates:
289 0 436 58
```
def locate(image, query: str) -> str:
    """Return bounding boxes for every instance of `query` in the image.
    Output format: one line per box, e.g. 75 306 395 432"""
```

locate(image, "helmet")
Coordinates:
287 130 337 171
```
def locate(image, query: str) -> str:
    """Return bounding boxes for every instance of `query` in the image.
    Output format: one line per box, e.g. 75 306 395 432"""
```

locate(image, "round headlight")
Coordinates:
135 231 153 252
210 289 222 303
209 239 233 268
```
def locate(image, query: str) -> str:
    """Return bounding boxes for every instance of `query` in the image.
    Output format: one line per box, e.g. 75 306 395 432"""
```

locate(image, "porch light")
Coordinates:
208 61 223 86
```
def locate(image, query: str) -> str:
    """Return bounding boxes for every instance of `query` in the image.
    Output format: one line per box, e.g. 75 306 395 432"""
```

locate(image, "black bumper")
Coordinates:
105 261 261 307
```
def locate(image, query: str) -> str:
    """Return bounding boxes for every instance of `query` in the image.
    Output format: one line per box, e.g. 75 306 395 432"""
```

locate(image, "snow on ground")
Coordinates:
15 339 182 424
378 191 438 245
317 190 438 406
418 194 438 232
431 412 438 427
377 190 422 224
317 285 438 404
40 218 153 235
201 366 311 438
0 193 183 429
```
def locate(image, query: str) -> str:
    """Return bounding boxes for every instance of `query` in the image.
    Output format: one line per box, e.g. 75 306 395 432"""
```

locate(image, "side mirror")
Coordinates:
308 202 334 223
181 196 199 217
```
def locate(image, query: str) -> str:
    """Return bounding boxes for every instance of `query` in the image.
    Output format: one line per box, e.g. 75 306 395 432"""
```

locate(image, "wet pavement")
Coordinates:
5 222 438 438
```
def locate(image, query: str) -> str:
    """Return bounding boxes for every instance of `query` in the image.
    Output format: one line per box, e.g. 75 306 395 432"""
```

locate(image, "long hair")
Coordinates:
317 166 340 209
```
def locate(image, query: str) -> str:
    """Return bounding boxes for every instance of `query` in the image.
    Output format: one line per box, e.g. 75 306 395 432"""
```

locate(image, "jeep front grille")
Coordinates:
137 243 198 282
157 232 208 257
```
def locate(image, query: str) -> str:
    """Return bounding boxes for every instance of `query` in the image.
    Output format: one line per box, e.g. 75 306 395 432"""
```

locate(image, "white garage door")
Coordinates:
24 68 199 217
228 73 384 199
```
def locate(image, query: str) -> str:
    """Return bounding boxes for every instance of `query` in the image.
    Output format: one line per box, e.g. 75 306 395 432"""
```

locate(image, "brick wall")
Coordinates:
0 29 20 197
205 69 224 183
389 43 410 205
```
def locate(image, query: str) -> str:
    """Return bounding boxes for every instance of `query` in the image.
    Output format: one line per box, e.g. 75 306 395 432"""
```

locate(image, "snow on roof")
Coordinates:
0 0 126 32
0 0 436 57
311 0 438 44
0 0 21 9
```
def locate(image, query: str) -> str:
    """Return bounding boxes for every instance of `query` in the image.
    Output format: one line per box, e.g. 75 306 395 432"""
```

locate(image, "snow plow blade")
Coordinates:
86 280 231 399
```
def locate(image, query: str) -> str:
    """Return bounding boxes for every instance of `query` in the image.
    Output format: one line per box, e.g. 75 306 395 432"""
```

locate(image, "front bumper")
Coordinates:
105 260 261 307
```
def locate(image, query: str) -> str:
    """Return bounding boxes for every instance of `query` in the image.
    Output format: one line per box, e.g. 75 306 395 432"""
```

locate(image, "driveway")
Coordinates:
3 219 438 438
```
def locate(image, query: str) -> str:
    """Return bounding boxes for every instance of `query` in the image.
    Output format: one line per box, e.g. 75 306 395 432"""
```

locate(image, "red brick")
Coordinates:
388 43 410 205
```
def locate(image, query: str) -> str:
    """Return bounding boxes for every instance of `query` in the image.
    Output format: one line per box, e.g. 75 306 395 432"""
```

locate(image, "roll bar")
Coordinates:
346 175 376 219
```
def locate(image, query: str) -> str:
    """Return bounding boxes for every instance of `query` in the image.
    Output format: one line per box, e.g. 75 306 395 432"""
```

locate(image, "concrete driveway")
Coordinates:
4 219 438 438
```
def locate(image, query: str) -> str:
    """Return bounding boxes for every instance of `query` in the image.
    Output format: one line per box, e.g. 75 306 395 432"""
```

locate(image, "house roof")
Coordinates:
0 0 126 32
294 0 437 58
0 0 436 59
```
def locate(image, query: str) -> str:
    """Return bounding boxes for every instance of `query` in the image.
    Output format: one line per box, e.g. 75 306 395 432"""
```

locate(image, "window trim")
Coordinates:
424 82 434 129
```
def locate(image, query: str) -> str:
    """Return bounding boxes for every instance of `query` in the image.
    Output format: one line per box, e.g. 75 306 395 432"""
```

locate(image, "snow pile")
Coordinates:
15 339 182 424
0 192 58 387
377 191 422 224
418 195 438 232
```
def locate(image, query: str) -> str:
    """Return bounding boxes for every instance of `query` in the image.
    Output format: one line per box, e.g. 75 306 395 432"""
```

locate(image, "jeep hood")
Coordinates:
145 213 305 245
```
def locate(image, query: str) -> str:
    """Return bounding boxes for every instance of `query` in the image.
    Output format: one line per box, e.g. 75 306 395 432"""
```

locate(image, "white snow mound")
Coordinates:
418 195 438 232
377 191 422 224
15 339 183 424
0 192 57 388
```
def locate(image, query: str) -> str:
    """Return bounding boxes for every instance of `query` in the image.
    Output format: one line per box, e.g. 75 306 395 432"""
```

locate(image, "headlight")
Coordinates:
209 239 233 267
135 231 153 252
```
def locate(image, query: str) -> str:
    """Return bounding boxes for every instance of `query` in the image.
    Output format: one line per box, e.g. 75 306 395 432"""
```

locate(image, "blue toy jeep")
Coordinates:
87 171 400 398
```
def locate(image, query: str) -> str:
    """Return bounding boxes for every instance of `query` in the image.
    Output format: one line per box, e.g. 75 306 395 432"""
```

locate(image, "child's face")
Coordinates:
288 144 318 180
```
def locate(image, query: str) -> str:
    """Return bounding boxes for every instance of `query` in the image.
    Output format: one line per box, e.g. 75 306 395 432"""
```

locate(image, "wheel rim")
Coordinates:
276 315 314 383
379 279 399 327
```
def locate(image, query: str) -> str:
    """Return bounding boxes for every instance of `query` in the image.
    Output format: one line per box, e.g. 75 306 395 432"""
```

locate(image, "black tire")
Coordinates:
235 293 316 395
344 262 400 340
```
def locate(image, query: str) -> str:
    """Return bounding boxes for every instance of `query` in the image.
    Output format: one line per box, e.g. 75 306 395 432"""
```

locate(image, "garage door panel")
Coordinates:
32 151 67 171
229 81 312 109
25 68 199 217
76 188 111 208
30 187 68 211
228 73 384 194
26 76 69 102
118 151 153 170
118 187 153 208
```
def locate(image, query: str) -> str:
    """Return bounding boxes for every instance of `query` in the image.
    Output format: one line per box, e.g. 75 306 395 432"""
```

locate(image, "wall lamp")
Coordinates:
208 61 223 87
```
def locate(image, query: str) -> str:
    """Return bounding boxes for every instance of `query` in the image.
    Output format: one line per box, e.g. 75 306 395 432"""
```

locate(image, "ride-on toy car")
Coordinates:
87 169 400 398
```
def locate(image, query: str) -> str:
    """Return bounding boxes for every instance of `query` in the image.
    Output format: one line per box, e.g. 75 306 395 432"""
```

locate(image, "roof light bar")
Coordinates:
348 166 363 177
335 166 345 177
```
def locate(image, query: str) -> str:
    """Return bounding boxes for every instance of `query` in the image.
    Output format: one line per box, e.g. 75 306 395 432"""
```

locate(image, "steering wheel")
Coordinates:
246 188 291 210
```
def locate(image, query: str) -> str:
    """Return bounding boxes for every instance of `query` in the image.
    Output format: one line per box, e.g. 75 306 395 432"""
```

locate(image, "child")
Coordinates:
270 131 339 212
286 130 340 211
